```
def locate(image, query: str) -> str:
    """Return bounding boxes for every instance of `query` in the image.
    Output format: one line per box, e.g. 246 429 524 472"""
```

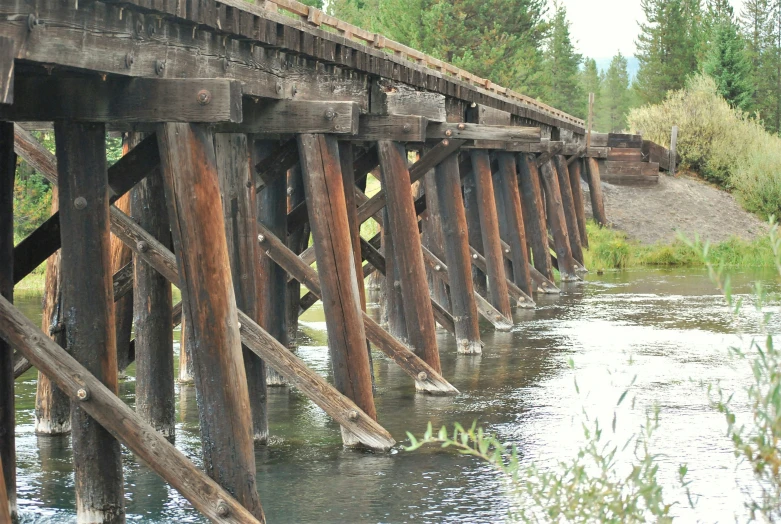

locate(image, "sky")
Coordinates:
553 0 746 59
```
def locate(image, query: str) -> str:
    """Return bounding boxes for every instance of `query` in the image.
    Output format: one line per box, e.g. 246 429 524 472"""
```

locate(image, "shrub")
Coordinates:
628 75 781 219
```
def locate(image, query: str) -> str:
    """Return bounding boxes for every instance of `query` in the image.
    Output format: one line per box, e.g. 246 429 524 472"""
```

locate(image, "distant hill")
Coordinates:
594 56 640 81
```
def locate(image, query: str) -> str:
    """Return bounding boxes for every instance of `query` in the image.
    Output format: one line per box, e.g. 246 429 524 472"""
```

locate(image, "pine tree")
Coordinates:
598 53 632 132
580 58 601 123
703 5 754 111
740 0 781 132
635 0 704 104
541 2 583 117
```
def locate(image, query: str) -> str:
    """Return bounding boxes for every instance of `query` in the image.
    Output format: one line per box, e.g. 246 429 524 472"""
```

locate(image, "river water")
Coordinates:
11 268 779 522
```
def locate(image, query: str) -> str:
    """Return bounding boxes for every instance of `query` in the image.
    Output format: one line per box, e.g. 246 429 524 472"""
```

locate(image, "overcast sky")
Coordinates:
553 0 746 59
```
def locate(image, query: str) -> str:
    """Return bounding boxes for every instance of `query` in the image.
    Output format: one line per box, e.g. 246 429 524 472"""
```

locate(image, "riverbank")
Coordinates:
583 221 775 270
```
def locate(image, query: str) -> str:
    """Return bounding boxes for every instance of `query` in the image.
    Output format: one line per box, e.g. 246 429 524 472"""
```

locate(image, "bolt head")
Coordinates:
472 253 478 260
257 234 266 243
348 410 359 421
445 129 453 137
73 197 87 210
137 241 149 253
76 388 89 401
216 501 230 517
457 123 466 131
505 248 510 254
442 139 449 147
197 89 212 105
417 371 428 382
324 109 336 120
402 123 412 133
245 180 253 188
287 187 294 195
434 264 442 272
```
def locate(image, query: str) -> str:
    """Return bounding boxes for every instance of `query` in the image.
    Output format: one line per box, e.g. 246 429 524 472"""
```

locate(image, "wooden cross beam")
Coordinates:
222 100 359 134
468 246 536 307
12 126 160 283
255 222 458 396
427 122 540 142
108 206 396 450
0 76 243 123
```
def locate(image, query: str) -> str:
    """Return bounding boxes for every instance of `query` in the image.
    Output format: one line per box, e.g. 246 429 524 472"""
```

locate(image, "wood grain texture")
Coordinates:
539 160 578 282
469 151 512 318
586 157 608 226
517 154 554 282
0 294 262 524
431 153 482 353
298 133 378 443
285 165 309 347
568 159 589 249
461 163 488 297
468 246 535 308
157 122 265 521
256 223 457 395
378 140 442 373
553 155 584 265
233 100 359 134
55 121 125 522
0 120 16 521
428 123 540 142
216 133 269 441
496 152 533 296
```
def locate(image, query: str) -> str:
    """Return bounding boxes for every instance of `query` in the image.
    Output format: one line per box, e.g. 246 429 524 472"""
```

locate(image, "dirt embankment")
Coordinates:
583 173 768 245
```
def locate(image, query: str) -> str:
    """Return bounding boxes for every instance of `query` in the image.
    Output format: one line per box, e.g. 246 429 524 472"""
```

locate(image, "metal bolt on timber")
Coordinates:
417 372 428 381
73 196 87 209
137 241 149 253
76 388 90 401
402 123 412 133
457 123 466 131
197 89 212 105
325 109 336 120
348 410 359 421
216 501 230 518
258 234 265 243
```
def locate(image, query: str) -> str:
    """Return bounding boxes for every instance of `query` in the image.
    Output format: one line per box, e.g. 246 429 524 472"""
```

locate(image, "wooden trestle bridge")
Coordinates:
0 0 672 522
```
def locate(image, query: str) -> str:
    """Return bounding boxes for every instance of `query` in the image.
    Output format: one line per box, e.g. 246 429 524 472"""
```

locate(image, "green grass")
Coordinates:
583 221 775 270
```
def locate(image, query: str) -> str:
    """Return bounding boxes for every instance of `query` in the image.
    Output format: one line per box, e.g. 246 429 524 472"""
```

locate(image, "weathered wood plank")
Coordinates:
1 76 243 123
229 100 359 134
0 37 14 105
496 152 533 296
539 159 578 281
350 115 427 142
553 155 584 265
55 121 125 522
157 122 265 520
603 160 660 176
517 153 554 281
0 295 263 523
568 159 589 249
428 123 540 142
586 157 608 226
371 80 447 122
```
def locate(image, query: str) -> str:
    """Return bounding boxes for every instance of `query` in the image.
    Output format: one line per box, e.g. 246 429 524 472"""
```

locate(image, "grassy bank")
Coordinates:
583 221 775 270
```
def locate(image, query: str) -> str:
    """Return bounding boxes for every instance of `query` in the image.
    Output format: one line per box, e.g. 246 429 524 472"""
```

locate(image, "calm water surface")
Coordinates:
12 268 780 522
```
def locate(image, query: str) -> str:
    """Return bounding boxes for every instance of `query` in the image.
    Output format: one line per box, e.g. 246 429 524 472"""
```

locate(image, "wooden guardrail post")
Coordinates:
157 122 265 520
0 120 16 521
216 133 269 443
432 153 482 354
469 151 512 319
56 121 125 522
496 152 533 296
553 155 585 265
378 140 442 372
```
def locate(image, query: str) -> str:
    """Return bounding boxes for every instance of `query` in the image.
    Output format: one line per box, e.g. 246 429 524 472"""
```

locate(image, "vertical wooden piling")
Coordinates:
178 313 194 384
378 140 441 373
422 170 450 309
586 158 607 227
492 168 515 283
517 154 554 281
496 152 533 296
462 165 489 296
0 121 16 521
216 133 268 443
286 165 308 347
131 167 175 439
112 135 139 372
553 155 584 265
55 121 125 522
433 153 482 354
34 188 71 436
255 139 288 387
540 160 578 281
569 159 589 249
157 123 264 521
381 205 408 342
297 133 377 445
469 151 512 318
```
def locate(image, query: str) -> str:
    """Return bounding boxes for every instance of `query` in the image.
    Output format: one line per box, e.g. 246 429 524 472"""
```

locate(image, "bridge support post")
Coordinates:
131 167 175 440
178 313 194 384
378 140 442 372
496 152 533 296
381 206 408 342
56 121 125 522
586 157 608 227
215 133 269 443
286 165 308 348
462 166 489 297
157 122 265 521
470 151 513 319
517 154 554 282
0 120 16 521
540 159 578 281
422 169 451 310
34 191 71 436
298 133 378 445
554 155 584 265
255 139 289 387
569 159 589 249
433 153 482 354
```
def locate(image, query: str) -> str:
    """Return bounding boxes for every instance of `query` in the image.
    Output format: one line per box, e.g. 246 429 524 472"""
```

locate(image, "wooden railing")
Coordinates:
248 0 585 128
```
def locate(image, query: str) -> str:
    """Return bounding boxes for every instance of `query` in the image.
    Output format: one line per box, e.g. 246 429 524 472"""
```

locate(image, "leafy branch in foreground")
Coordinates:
684 218 781 521
406 407 692 522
